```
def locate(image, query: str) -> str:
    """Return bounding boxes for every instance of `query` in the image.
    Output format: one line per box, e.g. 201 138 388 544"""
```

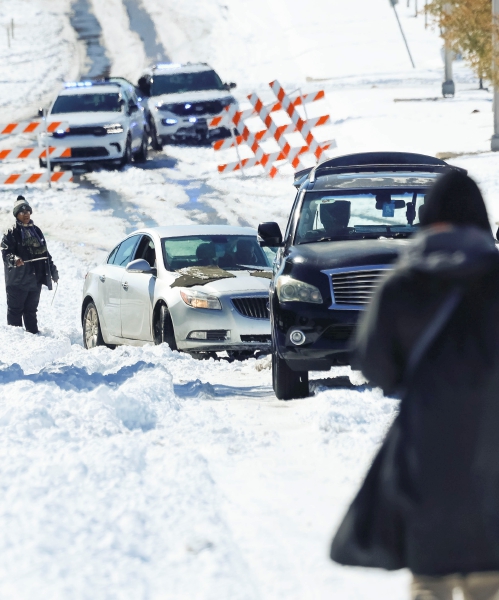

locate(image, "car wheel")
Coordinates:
271 328 308 400
150 121 163 151
83 301 106 349
118 135 132 169
134 133 148 162
154 303 178 350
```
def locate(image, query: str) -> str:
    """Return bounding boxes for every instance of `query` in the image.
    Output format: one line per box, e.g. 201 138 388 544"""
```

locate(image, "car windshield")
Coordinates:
151 71 224 96
295 190 428 244
162 235 271 271
51 93 121 114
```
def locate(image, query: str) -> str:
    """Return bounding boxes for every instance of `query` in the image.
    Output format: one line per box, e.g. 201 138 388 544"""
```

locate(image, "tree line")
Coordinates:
425 0 499 86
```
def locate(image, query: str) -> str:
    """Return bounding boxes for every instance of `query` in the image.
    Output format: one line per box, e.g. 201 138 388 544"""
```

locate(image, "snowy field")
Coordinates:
1 1 499 599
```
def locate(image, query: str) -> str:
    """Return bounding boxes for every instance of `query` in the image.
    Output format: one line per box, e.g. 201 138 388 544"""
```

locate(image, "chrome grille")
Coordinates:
231 296 269 319
331 269 389 306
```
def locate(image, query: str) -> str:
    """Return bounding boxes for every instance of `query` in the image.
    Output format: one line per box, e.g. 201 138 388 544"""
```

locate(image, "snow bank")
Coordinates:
0 0 79 121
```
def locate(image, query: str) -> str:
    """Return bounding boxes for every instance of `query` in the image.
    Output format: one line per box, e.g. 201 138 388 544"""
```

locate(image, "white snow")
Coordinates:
1 0 499 598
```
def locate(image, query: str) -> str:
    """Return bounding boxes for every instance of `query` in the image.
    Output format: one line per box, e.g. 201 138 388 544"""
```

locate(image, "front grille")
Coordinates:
240 335 271 343
231 297 269 319
322 325 356 341
66 126 107 136
70 147 109 158
170 101 223 117
331 269 389 306
206 330 229 341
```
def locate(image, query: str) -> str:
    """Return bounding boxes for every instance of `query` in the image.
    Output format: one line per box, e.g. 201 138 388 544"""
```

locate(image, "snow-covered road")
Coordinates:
1 1 499 598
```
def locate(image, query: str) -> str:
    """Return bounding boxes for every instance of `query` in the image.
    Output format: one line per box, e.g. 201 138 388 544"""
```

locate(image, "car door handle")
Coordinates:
99 274 106 282
122 281 129 290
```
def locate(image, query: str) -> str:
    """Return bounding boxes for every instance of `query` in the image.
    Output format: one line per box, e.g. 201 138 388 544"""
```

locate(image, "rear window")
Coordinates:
51 93 122 114
162 235 270 271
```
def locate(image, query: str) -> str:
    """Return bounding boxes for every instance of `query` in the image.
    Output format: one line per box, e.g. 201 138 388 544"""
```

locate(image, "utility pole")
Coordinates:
442 3 455 97
390 0 416 68
492 0 499 150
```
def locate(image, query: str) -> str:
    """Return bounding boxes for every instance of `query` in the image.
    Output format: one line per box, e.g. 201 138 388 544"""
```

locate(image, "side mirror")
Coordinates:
126 258 157 275
258 222 283 247
229 82 237 89
38 108 44 118
137 77 150 97
128 103 139 114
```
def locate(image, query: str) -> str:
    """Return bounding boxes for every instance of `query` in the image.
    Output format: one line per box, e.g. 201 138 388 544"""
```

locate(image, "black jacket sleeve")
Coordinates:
1 228 19 268
352 275 405 395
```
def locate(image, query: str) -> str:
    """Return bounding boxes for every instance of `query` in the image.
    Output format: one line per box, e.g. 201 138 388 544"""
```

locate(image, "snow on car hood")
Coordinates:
171 266 271 293
47 112 126 126
150 89 233 106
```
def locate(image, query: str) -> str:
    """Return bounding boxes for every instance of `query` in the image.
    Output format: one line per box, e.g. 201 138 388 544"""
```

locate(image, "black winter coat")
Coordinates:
331 226 499 576
1 222 58 291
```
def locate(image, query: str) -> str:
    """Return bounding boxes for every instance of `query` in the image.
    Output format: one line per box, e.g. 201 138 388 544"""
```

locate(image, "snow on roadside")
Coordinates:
88 0 147 82
0 0 79 121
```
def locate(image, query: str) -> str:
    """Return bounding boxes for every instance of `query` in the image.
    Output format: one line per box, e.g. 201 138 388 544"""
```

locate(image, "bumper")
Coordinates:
154 113 230 141
274 301 361 371
41 133 128 165
170 295 271 353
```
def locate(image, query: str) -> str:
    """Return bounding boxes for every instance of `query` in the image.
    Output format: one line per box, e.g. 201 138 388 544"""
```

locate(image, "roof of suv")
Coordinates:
59 83 121 96
148 63 213 76
294 152 465 189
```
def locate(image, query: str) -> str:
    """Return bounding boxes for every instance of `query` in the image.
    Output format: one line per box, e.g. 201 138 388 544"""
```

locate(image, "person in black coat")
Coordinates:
331 171 499 600
1 195 59 334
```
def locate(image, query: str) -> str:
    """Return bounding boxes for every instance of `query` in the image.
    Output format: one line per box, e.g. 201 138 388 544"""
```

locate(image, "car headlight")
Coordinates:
104 123 124 134
220 96 236 108
180 289 222 310
276 276 323 304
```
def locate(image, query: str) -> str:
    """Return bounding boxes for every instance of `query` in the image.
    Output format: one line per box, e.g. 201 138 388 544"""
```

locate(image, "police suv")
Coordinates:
137 63 237 148
41 80 148 170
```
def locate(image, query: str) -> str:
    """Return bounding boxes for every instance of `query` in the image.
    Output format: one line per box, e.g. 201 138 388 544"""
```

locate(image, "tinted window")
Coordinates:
107 244 121 264
151 71 224 96
51 93 122 114
114 236 139 267
295 190 427 244
162 235 270 271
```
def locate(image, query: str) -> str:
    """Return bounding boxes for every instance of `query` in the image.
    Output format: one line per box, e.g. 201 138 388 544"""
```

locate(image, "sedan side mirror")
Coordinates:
38 107 44 118
126 258 157 275
258 222 283 247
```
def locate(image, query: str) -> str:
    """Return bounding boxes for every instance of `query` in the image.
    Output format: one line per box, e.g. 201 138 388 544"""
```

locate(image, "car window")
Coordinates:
113 235 140 267
107 243 121 264
161 235 270 271
295 190 426 243
134 235 156 268
51 93 122 114
151 71 225 96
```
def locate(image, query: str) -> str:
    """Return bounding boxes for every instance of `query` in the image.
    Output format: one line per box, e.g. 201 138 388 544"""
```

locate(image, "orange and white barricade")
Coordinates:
0 121 68 135
1 172 73 185
0 147 71 161
209 82 336 177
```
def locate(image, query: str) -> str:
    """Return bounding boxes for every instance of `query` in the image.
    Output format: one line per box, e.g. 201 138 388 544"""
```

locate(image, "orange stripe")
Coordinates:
51 172 64 181
26 174 43 183
0 150 11 159
5 174 20 184
2 124 17 134
61 148 71 157
18 148 33 159
23 123 39 133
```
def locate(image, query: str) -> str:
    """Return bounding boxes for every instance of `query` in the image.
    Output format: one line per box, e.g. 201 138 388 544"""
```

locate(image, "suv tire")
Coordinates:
134 133 148 162
118 135 132 169
271 331 309 400
150 121 163 151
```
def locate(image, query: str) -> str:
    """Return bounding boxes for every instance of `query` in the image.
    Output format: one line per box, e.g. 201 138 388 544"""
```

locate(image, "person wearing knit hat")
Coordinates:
1 195 59 333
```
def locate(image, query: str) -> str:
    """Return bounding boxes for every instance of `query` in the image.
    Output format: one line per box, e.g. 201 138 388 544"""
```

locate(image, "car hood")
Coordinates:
150 89 233 106
202 272 270 295
288 238 408 271
47 112 125 126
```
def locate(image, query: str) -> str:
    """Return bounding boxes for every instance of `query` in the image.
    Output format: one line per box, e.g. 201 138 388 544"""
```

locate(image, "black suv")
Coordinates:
258 152 462 400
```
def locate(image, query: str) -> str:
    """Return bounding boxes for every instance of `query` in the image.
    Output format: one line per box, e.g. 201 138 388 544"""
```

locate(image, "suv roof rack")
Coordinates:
294 152 465 187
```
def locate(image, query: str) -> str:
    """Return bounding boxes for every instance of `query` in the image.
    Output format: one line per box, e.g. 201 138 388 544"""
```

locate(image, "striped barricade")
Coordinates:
1 172 73 185
210 83 336 177
0 121 68 135
0 147 71 161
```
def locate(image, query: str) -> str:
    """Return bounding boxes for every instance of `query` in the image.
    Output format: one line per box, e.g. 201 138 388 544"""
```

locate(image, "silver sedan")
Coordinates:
81 225 273 357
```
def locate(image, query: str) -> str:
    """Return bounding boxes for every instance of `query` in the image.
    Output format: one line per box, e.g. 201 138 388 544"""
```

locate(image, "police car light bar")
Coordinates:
153 63 182 69
64 81 93 88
